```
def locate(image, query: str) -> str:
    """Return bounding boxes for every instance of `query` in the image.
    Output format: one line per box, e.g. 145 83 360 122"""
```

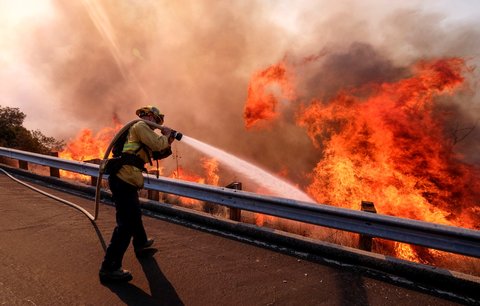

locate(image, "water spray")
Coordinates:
180 136 315 203
94 118 313 220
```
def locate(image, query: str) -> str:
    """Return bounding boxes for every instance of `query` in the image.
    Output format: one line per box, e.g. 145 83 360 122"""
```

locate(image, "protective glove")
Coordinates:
160 126 172 136
168 129 178 144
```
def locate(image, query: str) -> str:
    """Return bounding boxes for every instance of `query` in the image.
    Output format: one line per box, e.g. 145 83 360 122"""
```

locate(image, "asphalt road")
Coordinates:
0 173 464 305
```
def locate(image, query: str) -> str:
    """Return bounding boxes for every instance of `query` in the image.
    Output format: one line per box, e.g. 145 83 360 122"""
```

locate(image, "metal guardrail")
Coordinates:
1 146 479 258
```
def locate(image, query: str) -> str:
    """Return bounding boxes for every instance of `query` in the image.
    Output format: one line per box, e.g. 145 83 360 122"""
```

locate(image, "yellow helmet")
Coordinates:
136 105 164 123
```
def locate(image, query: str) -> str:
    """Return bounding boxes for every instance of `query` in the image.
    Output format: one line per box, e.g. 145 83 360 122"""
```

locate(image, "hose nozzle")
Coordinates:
170 130 183 141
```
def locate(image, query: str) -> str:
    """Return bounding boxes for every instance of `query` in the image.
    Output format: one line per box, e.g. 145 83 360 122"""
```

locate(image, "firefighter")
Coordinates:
99 105 175 282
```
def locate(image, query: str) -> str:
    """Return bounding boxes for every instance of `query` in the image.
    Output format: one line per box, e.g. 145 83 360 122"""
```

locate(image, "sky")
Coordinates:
1 0 480 180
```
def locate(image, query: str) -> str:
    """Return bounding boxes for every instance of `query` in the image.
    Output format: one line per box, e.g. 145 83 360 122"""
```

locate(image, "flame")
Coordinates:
243 61 297 129
59 126 118 161
169 158 220 207
298 58 479 227
58 120 122 181
244 57 480 263
394 243 420 263
171 157 220 186
170 167 204 207
202 157 220 186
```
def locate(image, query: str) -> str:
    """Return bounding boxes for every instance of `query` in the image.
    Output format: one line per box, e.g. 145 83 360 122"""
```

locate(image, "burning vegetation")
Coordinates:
243 55 480 266
30 0 478 273
56 55 480 270
3 0 480 281
244 57 479 227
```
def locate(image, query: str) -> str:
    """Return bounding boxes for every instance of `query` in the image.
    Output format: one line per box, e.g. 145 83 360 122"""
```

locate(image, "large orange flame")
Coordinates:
298 58 479 228
244 57 480 264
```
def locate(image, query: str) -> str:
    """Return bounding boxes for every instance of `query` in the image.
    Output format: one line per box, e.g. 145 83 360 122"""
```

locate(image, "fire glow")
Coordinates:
244 56 480 263
243 61 296 129
56 57 479 266
59 127 221 205
168 158 220 208
58 121 122 181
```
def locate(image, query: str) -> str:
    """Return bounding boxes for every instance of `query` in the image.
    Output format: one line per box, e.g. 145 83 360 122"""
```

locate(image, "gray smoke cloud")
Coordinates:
2 0 480 185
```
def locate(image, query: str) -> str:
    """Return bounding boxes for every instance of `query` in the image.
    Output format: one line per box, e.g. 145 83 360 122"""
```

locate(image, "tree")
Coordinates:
0 105 64 154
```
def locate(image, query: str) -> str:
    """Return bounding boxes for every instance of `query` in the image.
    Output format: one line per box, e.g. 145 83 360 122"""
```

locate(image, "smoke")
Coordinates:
21 1 290 136
2 0 480 184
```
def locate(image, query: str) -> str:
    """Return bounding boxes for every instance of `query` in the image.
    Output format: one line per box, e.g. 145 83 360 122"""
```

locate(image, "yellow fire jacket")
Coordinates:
116 121 170 188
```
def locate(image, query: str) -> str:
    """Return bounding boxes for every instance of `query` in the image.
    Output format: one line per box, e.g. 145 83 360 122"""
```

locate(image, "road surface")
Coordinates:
0 173 465 305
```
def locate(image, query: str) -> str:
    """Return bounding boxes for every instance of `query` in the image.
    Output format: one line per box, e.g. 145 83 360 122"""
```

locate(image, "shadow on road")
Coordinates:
104 251 184 306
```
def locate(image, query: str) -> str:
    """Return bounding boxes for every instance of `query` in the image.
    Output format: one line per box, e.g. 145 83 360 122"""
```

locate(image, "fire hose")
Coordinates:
0 166 109 252
0 167 96 221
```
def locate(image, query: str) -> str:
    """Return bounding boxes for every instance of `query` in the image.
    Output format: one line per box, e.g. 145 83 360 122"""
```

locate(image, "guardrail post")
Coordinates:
84 158 102 186
148 170 160 201
226 182 242 221
359 201 377 251
49 152 60 178
18 160 28 170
